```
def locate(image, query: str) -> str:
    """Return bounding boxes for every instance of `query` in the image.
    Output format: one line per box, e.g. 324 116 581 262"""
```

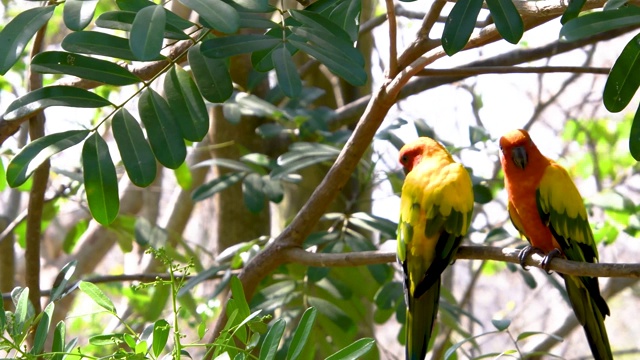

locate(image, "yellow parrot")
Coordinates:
397 137 474 360
499 129 612 360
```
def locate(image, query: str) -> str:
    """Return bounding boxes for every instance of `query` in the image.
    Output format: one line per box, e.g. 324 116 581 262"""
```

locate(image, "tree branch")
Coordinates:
282 245 640 278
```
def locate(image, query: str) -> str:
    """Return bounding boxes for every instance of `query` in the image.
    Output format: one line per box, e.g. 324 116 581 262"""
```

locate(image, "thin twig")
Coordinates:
416 66 610 76
386 0 399 78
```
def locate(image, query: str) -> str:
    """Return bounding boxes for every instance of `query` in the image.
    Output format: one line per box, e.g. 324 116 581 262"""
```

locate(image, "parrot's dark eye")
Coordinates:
401 155 408 164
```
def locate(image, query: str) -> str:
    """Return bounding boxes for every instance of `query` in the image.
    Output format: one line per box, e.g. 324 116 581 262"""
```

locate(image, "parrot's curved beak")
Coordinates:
511 146 528 169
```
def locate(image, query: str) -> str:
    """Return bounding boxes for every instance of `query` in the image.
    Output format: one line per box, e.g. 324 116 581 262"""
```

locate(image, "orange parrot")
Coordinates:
499 129 612 360
397 137 474 360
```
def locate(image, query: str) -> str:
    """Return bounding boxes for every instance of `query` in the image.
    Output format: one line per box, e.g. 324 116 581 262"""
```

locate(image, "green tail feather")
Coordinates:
562 274 612 360
406 278 440 360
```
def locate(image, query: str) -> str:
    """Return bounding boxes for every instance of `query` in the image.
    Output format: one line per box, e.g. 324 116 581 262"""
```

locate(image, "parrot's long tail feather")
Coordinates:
406 278 440 360
563 274 612 360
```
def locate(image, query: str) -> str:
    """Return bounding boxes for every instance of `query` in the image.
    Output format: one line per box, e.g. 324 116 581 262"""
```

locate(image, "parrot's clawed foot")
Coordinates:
518 246 543 270
541 248 561 274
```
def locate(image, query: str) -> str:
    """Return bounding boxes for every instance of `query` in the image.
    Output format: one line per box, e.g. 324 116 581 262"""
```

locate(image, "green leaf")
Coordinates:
561 0 587 24
64 0 99 31
272 44 302 98
112 108 157 186
441 0 484 56
200 34 282 58
192 172 245 202
485 0 523 44
3 86 112 121
308 296 355 332
192 158 254 172
164 65 209 141
152 319 170 357
0 6 55 74
229 0 274 12
52 321 66 360
491 318 511 331
242 173 266 213
31 303 54 354
239 12 278 28
179 0 239 33
79 281 116 313
262 178 284 203
603 33 640 112
473 183 493 204
289 37 367 86
89 333 125 346
50 260 78 303
325 338 375 360
259 319 285 360
62 31 164 61
96 11 189 40
174 161 193 189
516 331 564 342
63 219 88 253
288 33 366 86
326 0 361 42
6 130 89 187
130 5 166 61
373 281 403 310
188 43 233 103
631 103 640 161
13 288 30 337
286 307 317 360
289 10 353 43
138 88 187 169
117 0 195 30
560 7 640 41
230 276 251 318
31 51 141 85
82 133 120 225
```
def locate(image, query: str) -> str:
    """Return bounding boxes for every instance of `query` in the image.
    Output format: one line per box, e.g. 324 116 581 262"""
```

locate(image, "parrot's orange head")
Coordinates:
499 129 537 170
398 137 444 174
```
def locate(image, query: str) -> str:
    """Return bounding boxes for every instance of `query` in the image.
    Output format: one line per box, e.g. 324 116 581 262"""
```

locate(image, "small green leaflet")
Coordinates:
560 0 586 24
3 86 112 121
6 130 90 187
138 89 187 169
82 133 120 225
200 34 282 58
179 0 239 33
116 0 195 30
62 31 164 61
603 33 640 112
31 51 141 86
0 6 55 74
130 5 166 61
78 281 117 313
188 43 233 103
559 7 640 42
112 108 157 187
272 44 302 98
485 0 523 44
163 65 209 141
286 307 317 360
630 103 640 161
64 0 99 31
441 0 484 56
96 11 189 40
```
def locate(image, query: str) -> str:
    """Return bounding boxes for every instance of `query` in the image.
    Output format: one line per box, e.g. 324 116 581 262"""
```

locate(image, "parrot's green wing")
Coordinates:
398 160 473 360
536 162 612 360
